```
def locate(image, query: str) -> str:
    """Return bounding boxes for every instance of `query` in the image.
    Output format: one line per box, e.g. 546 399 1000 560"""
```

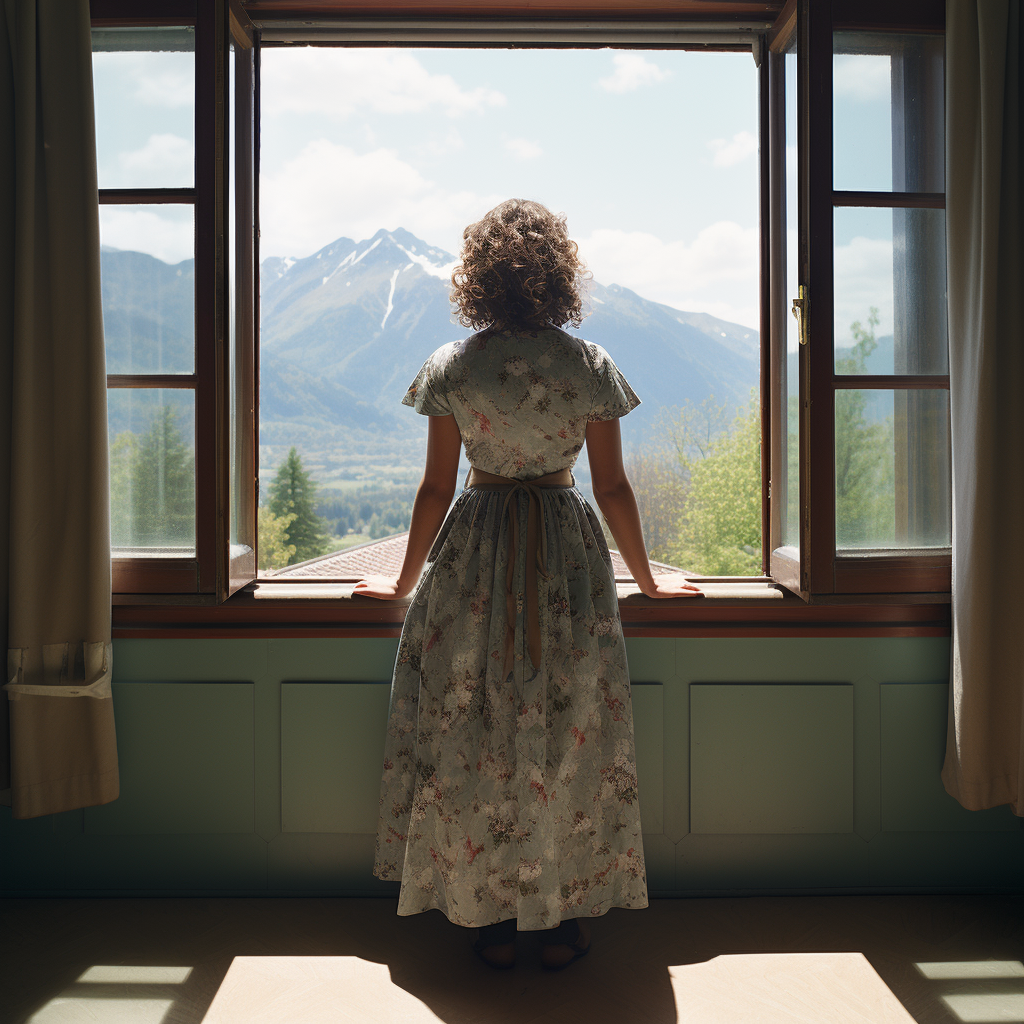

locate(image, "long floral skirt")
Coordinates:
371 484 648 931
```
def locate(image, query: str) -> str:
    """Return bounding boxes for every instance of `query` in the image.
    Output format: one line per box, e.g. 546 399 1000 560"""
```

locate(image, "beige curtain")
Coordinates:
942 0 1024 814
0 0 118 818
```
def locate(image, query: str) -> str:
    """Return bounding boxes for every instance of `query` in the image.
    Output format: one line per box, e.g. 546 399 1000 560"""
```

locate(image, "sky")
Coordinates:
92 42 918 340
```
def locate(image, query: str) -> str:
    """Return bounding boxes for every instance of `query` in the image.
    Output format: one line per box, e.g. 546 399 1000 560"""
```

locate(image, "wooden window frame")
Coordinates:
98 0 951 638
767 0 950 603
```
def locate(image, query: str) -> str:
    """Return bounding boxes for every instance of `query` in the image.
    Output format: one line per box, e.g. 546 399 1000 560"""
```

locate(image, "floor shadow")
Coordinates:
2 895 1022 1024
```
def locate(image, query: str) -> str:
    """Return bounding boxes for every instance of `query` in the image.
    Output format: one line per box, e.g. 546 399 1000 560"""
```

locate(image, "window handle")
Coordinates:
791 285 809 346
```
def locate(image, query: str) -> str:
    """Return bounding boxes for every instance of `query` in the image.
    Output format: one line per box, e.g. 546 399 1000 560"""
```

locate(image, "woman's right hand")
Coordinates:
640 573 704 599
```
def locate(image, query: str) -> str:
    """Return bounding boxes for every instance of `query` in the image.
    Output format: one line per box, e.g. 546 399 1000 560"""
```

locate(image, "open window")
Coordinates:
94 0 257 600
99 0 950 637
767 0 949 600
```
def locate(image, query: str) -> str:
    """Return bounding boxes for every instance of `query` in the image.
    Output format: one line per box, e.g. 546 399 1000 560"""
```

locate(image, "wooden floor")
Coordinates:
2 895 1022 1024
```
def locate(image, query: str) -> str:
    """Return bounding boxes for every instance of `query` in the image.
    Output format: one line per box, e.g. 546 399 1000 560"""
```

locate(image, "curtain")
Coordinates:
0 0 118 818
942 0 1024 814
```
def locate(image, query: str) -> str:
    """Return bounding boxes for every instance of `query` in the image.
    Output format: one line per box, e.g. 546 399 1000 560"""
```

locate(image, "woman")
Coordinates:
355 199 701 970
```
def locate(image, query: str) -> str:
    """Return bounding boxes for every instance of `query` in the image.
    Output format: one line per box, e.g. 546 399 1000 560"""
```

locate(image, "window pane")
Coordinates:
833 32 944 193
108 388 196 555
834 206 947 375
835 388 950 549
783 44 799 547
92 27 195 189
100 205 194 374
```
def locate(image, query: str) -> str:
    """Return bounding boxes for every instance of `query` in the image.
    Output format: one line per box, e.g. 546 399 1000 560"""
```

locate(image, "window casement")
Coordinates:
93 0 256 601
97 0 951 638
767 0 950 601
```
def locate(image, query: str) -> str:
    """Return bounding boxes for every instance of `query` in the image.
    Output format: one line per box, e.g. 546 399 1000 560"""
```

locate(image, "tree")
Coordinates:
268 447 329 564
258 507 297 570
132 406 195 546
667 394 762 576
108 430 139 548
834 308 895 546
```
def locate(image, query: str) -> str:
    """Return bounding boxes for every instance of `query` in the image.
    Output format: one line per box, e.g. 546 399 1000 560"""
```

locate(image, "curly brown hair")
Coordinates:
450 199 589 332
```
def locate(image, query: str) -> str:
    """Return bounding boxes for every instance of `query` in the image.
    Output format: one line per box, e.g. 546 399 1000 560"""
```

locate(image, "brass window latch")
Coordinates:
791 285 809 346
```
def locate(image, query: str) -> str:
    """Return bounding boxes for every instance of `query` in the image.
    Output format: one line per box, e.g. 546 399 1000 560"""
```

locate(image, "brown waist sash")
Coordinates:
465 466 575 676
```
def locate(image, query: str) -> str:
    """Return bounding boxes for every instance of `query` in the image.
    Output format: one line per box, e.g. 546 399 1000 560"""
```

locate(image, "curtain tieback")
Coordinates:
465 467 575 675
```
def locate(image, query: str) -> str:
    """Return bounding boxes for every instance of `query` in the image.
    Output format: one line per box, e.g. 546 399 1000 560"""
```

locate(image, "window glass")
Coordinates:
783 44 799 547
833 206 947 375
108 388 196 554
835 388 950 549
99 205 194 374
92 27 195 190
833 32 944 193
258 46 761 578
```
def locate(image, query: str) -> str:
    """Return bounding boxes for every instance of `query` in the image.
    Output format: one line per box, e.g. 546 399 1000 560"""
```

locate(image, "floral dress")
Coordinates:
372 326 648 931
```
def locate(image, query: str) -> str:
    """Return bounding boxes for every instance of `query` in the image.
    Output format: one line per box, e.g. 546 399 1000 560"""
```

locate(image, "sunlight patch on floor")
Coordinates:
913 960 1024 1023
201 957 441 1024
664 952 917 1024
26 965 194 1024
28 998 175 1024
77 965 194 984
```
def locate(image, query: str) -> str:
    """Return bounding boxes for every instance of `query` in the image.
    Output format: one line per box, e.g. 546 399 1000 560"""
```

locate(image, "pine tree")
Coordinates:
132 406 195 547
268 447 328 564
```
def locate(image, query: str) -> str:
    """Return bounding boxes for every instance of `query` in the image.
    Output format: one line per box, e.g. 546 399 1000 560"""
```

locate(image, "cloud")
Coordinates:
597 54 670 94
833 54 890 102
118 133 193 186
261 48 505 119
707 131 757 168
504 137 543 161
94 52 194 108
833 235 894 340
577 221 759 329
99 206 194 265
260 139 503 258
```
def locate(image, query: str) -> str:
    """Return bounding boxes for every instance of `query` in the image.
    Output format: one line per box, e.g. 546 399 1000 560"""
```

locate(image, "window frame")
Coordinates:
99 0 952 638
767 0 950 602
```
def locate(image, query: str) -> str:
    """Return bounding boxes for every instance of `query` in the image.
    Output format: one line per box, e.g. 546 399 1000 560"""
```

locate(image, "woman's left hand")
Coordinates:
353 575 410 600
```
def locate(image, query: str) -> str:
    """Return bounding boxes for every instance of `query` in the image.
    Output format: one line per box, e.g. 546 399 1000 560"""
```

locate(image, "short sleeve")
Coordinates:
402 348 453 416
589 345 641 421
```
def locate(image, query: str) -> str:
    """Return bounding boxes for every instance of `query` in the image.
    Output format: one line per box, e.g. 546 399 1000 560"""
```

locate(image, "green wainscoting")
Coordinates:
1 637 1021 896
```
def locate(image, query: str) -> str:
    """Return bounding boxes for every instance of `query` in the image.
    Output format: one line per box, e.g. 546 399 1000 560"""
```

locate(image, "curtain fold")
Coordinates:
0 0 118 818
941 0 1024 814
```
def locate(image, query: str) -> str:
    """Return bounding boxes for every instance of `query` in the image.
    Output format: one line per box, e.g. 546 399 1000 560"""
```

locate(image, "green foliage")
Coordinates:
258 507 297 570
316 484 415 541
109 406 194 548
833 308 896 546
268 447 330 564
667 394 762 576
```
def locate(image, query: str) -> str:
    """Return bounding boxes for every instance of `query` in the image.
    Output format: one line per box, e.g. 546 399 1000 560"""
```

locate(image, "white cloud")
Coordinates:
504 137 543 161
261 48 505 119
94 52 194 108
707 131 757 168
119 133 193 186
834 54 890 101
260 139 503 259
833 235 894 341
578 221 759 329
597 54 670 94
99 207 194 265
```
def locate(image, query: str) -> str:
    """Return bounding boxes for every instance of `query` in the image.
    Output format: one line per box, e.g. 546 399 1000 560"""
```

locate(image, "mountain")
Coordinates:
258 227 760 447
98 228 762 483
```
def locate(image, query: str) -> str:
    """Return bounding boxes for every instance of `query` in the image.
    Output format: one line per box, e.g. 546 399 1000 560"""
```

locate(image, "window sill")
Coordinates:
111 579 951 638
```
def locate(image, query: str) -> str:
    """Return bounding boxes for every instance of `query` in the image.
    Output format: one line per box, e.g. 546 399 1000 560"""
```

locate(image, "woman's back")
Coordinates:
404 327 638 480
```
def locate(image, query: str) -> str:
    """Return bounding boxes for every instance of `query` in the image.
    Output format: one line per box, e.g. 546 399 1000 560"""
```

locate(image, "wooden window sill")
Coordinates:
111 580 951 638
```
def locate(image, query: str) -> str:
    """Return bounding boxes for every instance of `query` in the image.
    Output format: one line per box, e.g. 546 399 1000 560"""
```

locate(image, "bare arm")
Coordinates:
586 418 701 599
353 414 463 600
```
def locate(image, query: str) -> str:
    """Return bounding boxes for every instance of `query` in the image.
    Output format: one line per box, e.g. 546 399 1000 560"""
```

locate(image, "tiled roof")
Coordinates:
269 531 690 580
